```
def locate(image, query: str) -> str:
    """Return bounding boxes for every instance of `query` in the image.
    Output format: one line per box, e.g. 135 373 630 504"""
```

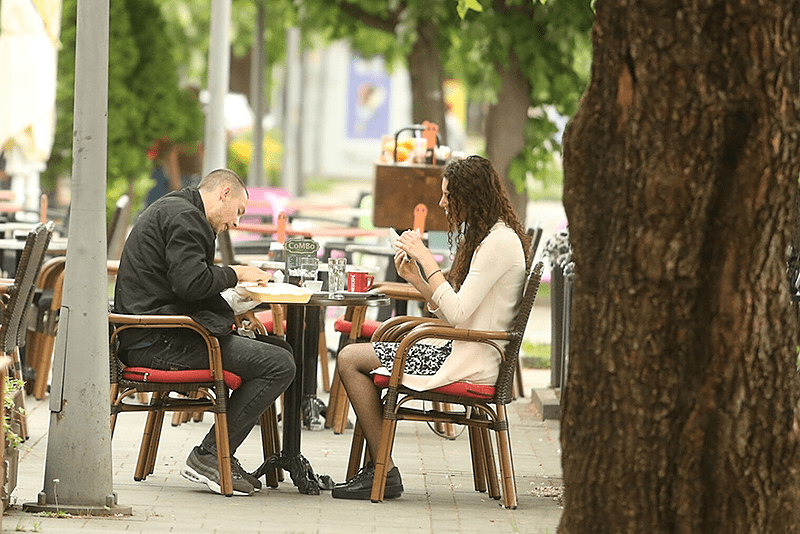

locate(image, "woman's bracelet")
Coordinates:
426 268 442 280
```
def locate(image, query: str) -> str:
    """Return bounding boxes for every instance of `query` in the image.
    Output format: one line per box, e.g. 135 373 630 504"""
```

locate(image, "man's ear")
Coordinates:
220 186 231 200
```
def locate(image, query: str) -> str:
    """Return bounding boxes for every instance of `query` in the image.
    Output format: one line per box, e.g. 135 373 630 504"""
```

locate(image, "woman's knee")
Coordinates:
337 342 378 375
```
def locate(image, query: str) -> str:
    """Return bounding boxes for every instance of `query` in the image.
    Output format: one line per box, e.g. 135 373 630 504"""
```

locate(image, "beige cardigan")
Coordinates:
392 221 527 391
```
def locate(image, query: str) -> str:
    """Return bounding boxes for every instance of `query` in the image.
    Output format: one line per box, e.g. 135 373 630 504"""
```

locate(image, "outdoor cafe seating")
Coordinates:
108 310 283 496
344 261 544 509
0 222 55 441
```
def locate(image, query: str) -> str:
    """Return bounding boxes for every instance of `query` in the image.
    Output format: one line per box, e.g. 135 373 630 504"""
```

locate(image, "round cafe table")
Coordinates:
248 289 390 494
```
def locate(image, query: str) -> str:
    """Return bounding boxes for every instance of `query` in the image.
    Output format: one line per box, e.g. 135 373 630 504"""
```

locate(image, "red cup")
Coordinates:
347 271 374 292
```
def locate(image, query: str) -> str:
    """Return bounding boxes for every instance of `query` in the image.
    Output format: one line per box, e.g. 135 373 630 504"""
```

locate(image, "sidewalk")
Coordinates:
5 364 562 534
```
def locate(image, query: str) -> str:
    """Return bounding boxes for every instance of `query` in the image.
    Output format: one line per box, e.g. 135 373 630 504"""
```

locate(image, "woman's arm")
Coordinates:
394 230 448 309
430 228 523 324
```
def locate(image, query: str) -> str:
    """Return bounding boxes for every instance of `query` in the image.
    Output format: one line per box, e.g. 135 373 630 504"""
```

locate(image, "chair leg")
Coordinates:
345 419 367 481
212 412 234 496
32 332 56 401
134 407 162 481
145 410 166 477
324 332 348 430
23 329 42 394
318 314 330 393
494 406 518 509
259 404 282 487
370 417 398 503
171 410 185 427
327 364 352 434
480 426 501 500
467 426 488 493
431 402 457 438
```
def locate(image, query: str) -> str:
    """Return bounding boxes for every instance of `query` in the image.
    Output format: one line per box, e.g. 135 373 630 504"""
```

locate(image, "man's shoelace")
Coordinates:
346 463 375 484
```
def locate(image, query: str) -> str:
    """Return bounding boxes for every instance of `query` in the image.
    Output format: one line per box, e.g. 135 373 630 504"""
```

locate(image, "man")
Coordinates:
114 168 295 496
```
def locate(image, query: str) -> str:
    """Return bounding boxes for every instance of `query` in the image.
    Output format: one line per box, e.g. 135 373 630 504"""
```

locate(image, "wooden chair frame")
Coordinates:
345 262 544 509
25 256 66 400
109 312 283 495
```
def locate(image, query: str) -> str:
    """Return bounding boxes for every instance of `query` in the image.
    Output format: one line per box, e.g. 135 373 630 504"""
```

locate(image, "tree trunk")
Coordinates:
407 19 446 136
560 2 800 533
486 49 531 222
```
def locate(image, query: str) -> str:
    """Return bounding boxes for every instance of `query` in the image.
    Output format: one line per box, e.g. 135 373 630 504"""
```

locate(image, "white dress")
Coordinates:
373 221 527 391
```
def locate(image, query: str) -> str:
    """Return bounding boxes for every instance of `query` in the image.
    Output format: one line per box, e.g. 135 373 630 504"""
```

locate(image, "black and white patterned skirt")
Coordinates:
373 340 453 376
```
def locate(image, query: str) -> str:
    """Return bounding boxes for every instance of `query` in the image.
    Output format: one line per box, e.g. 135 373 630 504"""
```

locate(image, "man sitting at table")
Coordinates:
113 168 295 496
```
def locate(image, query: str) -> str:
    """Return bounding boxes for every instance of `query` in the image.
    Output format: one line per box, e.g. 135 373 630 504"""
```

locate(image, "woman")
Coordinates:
332 155 531 500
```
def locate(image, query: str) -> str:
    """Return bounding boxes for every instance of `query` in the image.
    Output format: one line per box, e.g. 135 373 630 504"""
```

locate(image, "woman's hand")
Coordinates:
395 230 440 285
398 230 439 276
394 249 423 284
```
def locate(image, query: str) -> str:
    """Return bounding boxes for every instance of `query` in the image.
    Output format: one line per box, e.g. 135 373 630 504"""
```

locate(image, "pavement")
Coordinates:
2 186 566 533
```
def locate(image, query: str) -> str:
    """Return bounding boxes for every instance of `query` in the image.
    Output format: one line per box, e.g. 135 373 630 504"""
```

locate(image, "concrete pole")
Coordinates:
24 0 130 515
282 27 301 197
204 0 235 265
248 0 265 187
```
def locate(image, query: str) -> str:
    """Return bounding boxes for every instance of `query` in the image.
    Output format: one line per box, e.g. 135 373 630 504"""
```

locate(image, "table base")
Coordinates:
251 453 335 495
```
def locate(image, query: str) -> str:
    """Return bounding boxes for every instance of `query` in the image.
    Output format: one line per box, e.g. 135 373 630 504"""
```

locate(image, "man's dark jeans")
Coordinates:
123 330 295 455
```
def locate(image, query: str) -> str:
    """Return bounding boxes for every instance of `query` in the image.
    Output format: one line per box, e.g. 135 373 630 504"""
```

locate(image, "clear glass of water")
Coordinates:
328 258 346 299
300 257 319 285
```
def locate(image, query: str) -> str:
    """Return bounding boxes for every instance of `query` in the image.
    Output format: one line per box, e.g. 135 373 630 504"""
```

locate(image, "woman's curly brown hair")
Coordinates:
443 155 531 290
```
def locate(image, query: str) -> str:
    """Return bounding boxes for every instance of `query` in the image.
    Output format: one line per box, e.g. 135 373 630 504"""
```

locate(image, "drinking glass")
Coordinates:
300 257 319 285
327 258 346 299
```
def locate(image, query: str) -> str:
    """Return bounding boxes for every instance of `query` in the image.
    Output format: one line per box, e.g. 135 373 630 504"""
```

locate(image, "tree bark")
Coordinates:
560 2 800 533
486 49 531 222
407 19 446 136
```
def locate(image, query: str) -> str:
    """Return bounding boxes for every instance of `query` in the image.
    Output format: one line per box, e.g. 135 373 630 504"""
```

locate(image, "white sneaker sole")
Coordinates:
180 464 253 496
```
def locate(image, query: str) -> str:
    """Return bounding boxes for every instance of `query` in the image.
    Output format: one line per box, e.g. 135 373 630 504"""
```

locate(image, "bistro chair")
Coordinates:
513 226 543 399
345 261 544 509
108 312 283 495
24 256 66 400
0 222 55 439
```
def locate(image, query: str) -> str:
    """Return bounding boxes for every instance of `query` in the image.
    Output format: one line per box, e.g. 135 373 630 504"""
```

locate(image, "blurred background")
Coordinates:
0 0 593 226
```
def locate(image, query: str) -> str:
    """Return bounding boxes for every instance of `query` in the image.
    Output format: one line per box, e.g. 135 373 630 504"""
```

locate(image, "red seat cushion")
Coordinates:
372 374 495 400
255 310 286 334
122 367 243 391
334 317 381 339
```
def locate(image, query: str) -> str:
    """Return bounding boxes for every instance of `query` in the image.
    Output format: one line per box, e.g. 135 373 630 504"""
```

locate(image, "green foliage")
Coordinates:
228 129 284 186
157 0 297 87
45 0 204 218
448 0 593 194
521 340 551 369
457 0 484 19
4 376 24 449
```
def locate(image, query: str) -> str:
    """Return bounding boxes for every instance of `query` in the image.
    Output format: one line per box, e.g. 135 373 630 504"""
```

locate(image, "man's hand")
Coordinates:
230 265 272 285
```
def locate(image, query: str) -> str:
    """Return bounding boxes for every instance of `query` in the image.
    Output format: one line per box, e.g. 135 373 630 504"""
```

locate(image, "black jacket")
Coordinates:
113 188 238 349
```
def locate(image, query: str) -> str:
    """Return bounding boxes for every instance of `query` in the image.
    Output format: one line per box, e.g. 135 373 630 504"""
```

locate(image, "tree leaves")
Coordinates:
457 0 484 19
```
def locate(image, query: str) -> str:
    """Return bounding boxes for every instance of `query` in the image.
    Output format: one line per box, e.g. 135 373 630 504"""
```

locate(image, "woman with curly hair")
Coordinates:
332 155 531 500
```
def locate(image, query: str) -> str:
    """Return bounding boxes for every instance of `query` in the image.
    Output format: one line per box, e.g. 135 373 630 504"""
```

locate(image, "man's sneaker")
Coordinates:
232 456 262 492
180 446 254 496
331 463 403 500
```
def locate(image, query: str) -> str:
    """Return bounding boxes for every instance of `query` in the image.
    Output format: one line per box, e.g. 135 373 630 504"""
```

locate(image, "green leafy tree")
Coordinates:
296 0 592 219
46 0 204 218
156 0 296 101
449 0 592 215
